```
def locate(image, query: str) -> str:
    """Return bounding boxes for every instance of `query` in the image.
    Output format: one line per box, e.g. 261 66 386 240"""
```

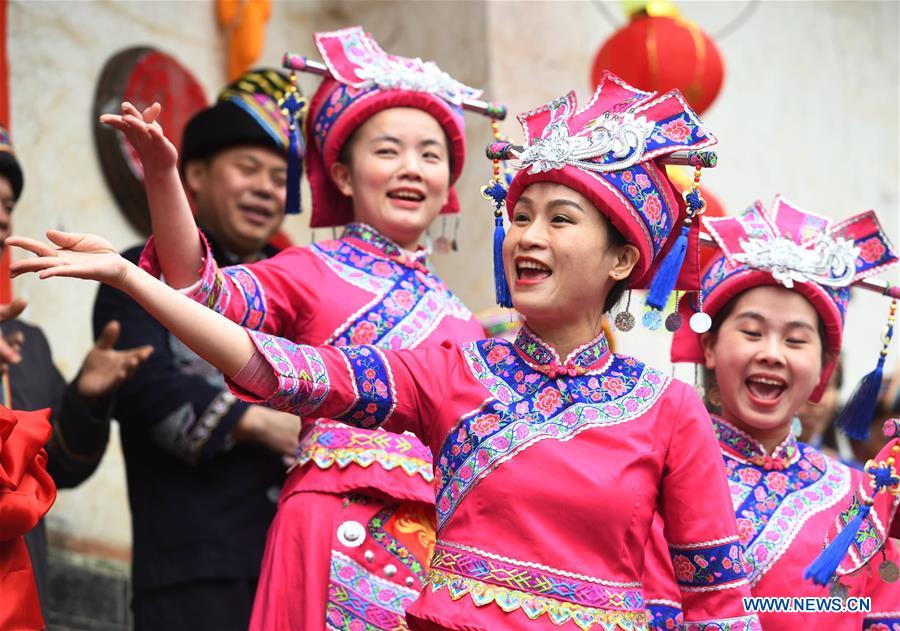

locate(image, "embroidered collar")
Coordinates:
713 415 799 470
513 326 610 378
341 222 430 271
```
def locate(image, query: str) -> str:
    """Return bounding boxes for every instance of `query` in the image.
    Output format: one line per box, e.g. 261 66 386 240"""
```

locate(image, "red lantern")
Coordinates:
591 14 724 115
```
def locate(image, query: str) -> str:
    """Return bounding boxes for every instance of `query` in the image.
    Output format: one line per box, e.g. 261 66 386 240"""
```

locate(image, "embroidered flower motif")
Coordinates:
660 118 692 143
765 471 789 495
635 173 651 190
486 345 511 365
738 467 762 486
643 193 662 224
534 387 564 415
672 555 696 583
736 518 756 545
603 376 627 396
622 170 633 183
865 624 890 631
350 321 379 345
858 237 887 264
471 413 501 438
393 289 414 309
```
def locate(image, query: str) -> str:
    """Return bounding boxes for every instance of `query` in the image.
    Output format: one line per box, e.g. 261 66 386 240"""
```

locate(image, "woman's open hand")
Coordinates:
99 101 177 175
8 230 132 290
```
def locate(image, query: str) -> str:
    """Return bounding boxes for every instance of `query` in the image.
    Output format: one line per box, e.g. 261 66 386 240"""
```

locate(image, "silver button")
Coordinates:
364 550 375 563
384 563 397 577
337 521 366 547
266 486 280 503
405 576 415 587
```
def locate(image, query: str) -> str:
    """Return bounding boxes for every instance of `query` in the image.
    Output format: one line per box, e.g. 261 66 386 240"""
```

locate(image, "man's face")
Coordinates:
0 175 15 259
185 146 287 257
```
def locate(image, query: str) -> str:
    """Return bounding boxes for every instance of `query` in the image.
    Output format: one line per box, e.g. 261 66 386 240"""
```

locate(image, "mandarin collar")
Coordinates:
513 325 611 377
713 415 799 470
341 222 430 266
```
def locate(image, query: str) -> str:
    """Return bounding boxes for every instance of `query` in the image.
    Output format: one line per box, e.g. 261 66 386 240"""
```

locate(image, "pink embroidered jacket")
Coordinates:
643 416 900 631
141 222 484 629
228 324 761 630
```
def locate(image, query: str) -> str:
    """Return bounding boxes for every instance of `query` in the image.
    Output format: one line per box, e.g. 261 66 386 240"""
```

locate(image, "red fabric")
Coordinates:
306 79 466 229
0 405 56 631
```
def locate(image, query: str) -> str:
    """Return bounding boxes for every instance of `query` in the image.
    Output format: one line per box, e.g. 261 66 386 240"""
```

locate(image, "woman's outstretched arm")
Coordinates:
100 102 204 288
9 230 251 377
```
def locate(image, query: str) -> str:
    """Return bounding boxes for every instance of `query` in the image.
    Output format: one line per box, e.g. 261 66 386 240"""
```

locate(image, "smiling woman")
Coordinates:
7 71 770 630
642 197 900 630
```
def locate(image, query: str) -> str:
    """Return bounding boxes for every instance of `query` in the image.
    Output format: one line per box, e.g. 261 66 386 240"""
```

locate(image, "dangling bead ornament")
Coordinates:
615 290 635 332
690 290 712 333
278 70 307 216
665 291 683 332
482 118 513 308
434 216 452 254
791 415 802 437
644 162 706 320
829 581 849 600
451 216 460 252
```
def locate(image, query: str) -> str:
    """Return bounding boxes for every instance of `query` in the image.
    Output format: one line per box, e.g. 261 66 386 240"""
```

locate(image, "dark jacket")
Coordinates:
91 235 285 594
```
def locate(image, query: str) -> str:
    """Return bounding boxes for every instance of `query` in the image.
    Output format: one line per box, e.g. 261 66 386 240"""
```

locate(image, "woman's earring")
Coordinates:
614 290 635 332
791 415 802 437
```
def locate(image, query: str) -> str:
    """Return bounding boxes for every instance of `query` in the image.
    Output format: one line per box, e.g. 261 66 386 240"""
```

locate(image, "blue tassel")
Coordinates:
494 212 512 308
834 356 886 440
646 224 689 311
804 502 871 586
285 124 303 215
645 189 703 312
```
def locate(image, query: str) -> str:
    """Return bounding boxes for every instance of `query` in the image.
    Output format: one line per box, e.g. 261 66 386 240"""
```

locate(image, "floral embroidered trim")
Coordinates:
297 422 433 481
326 550 417 631
430 541 644 610
714 417 799 469
646 601 682 631
222 265 267 330
435 340 666 528
832 490 890 575
186 250 231 316
368 504 429 583
682 615 761 631
247 332 330 416
514 326 610 372
863 614 900 631
427 567 648 630
668 540 749 592
336 346 397 429
716 418 852 585
312 230 471 350
343 222 407 260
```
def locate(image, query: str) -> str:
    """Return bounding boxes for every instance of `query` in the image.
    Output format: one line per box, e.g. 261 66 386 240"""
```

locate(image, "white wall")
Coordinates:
9 0 898 552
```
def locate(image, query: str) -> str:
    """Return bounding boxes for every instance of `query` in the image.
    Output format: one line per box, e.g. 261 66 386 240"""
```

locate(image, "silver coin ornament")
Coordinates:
829 581 849 600
642 309 662 331
664 312 683 332
690 312 712 333
879 560 900 583
615 311 635 332
337 520 366 548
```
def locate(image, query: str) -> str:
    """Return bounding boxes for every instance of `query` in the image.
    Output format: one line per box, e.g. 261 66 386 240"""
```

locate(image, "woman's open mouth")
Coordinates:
515 259 552 284
744 375 788 406
387 188 425 209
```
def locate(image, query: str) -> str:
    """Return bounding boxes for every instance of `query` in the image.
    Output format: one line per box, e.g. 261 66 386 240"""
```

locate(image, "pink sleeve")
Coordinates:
658 383 761 629
643 514 684 629
225 330 457 446
140 230 307 336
